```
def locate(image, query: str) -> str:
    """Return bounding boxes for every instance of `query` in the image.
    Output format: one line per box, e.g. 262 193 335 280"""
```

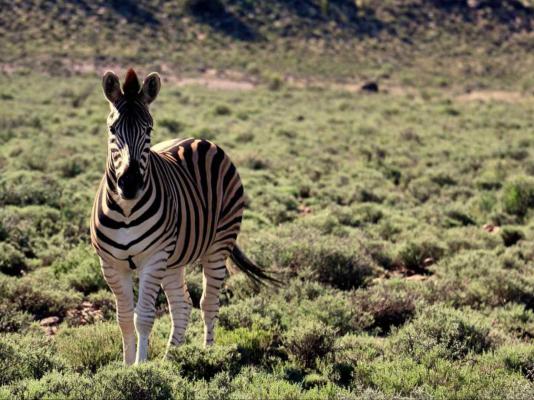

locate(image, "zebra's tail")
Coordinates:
230 245 281 287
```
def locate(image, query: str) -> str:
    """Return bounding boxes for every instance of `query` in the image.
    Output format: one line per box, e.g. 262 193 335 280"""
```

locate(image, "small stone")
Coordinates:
40 316 60 326
298 204 312 214
483 223 500 233
423 257 434 267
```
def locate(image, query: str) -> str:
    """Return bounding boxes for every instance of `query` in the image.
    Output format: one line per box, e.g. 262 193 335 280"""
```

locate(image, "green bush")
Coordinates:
502 177 534 217
213 104 232 116
0 172 61 207
366 355 534 399
158 118 184 134
391 305 494 362
351 279 419 334
87 289 116 321
283 320 336 369
53 322 121 372
52 244 106 294
0 205 62 261
166 344 241 380
395 236 445 273
248 225 380 290
0 302 34 333
218 296 285 331
7 371 92 400
0 274 82 319
431 250 534 309
0 335 65 385
498 344 534 381
0 242 27 275
500 226 525 247
89 363 188 400
491 303 534 339
217 326 277 365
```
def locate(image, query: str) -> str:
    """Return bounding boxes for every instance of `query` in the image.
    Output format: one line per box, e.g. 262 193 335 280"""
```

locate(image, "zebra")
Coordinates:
90 68 275 365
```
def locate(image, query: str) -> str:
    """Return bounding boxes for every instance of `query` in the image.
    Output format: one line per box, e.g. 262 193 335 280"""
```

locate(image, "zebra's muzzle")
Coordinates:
117 162 142 200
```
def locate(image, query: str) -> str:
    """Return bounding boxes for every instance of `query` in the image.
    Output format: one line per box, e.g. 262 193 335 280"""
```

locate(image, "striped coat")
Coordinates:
90 69 273 365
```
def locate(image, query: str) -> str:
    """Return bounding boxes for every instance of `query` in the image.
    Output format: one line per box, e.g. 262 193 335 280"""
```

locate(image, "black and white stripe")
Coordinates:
90 69 273 365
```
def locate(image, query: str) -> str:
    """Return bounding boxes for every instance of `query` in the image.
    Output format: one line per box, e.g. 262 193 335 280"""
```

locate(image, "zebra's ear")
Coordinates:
141 72 161 105
102 71 122 103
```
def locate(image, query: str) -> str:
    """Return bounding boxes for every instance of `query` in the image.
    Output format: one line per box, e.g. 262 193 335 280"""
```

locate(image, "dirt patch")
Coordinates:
456 90 527 103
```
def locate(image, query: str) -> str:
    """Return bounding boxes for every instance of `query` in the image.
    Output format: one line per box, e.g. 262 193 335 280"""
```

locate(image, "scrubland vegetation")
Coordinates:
1 1 534 399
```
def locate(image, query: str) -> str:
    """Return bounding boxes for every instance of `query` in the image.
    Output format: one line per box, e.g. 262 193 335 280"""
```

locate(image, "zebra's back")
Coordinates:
152 138 245 268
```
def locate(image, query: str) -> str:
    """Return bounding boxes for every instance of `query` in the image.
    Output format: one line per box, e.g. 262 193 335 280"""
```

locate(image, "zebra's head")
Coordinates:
102 68 161 200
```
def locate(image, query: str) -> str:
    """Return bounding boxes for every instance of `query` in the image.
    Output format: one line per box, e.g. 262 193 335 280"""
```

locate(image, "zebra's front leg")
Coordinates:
135 255 167 364
200 256 227 346
100 261 136 365
161 266 192 355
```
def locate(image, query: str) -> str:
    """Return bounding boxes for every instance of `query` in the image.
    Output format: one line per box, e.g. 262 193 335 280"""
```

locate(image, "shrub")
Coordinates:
7 371 92 400
283 320 336 369
52 244 106 294
184 0 225 16
431 250 534 309
395 237 445 274
213 104 232 116
497 344 534 381
302 373 329 389
87 289 116 321
218 296 285 331
0 335 65 385
351 279 419 334
53 323 121 372
0 205 62 259
247 225 380 290
230 368 304 399
0 274 82 319
158 118 184 133
217 326 277 365
0 303 34 333
89 363 187 400
366 355 534 399
500 226 525 247
298 292 356 334
0 171 61 207
491 303 534 339
391 305 494 362
166 344 241 380
0 242 27 275
502 177 534 217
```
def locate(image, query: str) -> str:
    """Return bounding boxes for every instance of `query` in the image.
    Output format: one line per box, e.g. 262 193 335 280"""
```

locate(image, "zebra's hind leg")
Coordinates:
161 266 192 354
100 261 136 365
200 256 227 346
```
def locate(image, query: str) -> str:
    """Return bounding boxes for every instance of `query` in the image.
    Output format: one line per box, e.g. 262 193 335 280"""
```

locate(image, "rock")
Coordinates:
361 81 379 93
483 223 499 233
423 257 434 267
40 316 60 326
298 204 312 215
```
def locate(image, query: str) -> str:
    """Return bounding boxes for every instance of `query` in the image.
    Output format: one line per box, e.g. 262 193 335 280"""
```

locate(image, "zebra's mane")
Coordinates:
122 68 141 99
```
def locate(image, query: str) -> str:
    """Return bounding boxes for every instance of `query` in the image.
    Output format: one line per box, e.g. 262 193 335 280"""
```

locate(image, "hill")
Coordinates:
1 0 534 89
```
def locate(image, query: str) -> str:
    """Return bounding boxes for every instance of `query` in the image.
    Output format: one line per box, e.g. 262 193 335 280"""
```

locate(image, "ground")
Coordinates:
1 1 534 399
